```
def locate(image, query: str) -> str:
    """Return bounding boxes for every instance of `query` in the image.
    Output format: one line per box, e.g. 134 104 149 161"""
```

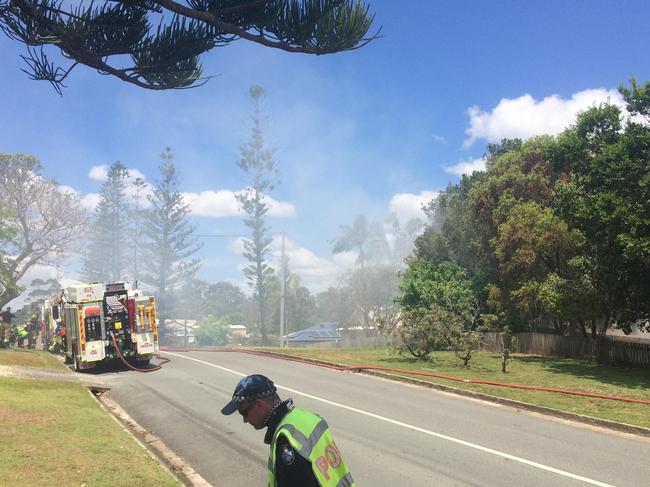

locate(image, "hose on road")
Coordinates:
110 333 170 372
160 346 650 405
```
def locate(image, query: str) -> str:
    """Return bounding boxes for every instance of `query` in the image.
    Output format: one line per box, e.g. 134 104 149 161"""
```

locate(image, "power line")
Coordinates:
191 234 249 238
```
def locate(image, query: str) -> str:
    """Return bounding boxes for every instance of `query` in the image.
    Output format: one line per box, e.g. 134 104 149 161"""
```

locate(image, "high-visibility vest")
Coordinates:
268 407 355 487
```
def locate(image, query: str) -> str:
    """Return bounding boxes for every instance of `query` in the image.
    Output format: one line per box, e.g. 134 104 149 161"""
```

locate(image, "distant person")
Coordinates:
220 374 355 487
0 316 7 348
17 324 29 348
0 307 15 325
27 314 39 349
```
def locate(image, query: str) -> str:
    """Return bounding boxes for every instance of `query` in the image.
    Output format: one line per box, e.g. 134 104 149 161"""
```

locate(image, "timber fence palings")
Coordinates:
286 330 649 367
482 332 650 368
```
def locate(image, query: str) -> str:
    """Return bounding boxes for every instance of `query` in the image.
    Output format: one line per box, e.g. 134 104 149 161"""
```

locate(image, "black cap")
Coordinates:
220 374 277 415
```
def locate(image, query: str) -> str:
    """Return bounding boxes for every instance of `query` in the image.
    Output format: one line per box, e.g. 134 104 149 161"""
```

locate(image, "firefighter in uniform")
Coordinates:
0 307 15 348
17 324 29 348
0 316 7 348
220 374 355 487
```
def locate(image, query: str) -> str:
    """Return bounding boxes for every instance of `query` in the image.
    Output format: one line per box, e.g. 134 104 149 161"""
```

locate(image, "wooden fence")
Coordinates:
289 330 649 368
482 332 650 368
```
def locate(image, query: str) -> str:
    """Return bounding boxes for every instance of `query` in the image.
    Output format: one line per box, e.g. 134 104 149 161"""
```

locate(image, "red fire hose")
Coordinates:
110 333 170 372
160 346 650 405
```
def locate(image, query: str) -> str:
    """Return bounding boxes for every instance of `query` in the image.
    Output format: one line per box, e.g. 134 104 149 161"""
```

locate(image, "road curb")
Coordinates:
95 391 212 487
253 349 650 439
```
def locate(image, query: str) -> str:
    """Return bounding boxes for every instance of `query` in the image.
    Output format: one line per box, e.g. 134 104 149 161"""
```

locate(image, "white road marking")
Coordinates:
164 351 617 487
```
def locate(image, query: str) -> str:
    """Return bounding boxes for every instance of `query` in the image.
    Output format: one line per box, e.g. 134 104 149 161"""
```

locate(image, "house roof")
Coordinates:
286 322 342 342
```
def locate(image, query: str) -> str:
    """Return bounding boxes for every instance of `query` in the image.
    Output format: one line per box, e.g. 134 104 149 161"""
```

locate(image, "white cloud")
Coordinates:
58 185 78 196
444 157 487 176
88 165 108 181
388 191 438 224
185 190 240 217
431 133 447 144
464 88 626 147
89 164 147 183
183 189 296 218
227 235 355 293
80 193 100 210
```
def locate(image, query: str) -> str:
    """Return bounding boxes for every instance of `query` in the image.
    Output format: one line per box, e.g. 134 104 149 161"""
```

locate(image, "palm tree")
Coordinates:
332 215 389 269
332 215 389 333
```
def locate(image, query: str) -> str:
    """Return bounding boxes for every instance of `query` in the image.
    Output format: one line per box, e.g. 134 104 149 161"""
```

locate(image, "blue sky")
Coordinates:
2 0 649 295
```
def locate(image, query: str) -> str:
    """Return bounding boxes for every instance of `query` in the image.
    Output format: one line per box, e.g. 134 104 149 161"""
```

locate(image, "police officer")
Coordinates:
220 374 355 487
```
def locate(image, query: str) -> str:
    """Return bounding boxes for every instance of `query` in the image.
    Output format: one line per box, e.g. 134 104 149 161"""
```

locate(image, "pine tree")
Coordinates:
81 161 130 283
236 85 278 345
141 148 202 339
1 0 379 93
128 176 147 283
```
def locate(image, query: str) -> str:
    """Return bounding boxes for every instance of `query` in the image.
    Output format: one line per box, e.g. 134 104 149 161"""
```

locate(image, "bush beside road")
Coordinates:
0 349 180 487
259 348 650 429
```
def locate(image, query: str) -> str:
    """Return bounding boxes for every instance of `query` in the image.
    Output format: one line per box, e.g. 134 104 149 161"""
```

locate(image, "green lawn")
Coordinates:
0 350 181 487
0 347 65 369
260 347 650 429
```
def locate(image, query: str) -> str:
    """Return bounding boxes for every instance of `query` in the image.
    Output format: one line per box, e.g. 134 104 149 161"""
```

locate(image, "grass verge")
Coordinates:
0 350 180 487
0 347 65 370
259 348 650 429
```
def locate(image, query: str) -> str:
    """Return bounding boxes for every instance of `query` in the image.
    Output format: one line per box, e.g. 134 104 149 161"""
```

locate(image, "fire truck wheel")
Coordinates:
135 358 151 368
64 352 73 365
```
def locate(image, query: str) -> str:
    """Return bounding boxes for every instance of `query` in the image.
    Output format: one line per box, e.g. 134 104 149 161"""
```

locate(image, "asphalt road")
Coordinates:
99 350 650 487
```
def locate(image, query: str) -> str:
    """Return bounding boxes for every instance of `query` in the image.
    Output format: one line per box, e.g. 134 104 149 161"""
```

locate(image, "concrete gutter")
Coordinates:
253 349 650 439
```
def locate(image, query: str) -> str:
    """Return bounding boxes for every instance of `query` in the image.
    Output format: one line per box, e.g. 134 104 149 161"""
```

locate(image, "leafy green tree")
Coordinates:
398 260 479 326
444 320 483 367
0 153 87 308
396 259 483 364
1 0 379 93
15 277 61 323
400 78 649 356
554 99 650 335
141 149 202 341
236 85 277 345
620 77 650 122
416 173 489 297
315 286 356 325
81 161 130 283
195 314 229 346
397 306 449 361
492 202 583 332
202 281 248 318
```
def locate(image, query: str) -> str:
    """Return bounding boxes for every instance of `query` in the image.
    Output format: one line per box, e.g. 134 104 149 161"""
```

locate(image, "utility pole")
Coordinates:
280 232 286 348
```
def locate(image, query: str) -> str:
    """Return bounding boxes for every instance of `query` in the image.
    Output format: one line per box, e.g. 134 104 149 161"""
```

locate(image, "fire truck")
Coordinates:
43 282 159 371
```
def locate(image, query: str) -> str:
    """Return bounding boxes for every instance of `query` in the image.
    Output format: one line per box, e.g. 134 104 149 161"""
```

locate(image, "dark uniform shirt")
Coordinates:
0 310 15 325
264 399 320 487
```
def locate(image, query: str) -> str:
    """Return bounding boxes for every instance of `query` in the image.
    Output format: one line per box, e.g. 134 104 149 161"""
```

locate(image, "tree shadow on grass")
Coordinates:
515 356 650 391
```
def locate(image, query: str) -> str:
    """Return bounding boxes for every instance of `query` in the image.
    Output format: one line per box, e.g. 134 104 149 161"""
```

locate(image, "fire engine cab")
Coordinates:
43 282 158 371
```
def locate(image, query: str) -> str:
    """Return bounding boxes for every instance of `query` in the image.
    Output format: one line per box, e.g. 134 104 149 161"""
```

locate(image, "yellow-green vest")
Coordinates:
268 407 355 487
